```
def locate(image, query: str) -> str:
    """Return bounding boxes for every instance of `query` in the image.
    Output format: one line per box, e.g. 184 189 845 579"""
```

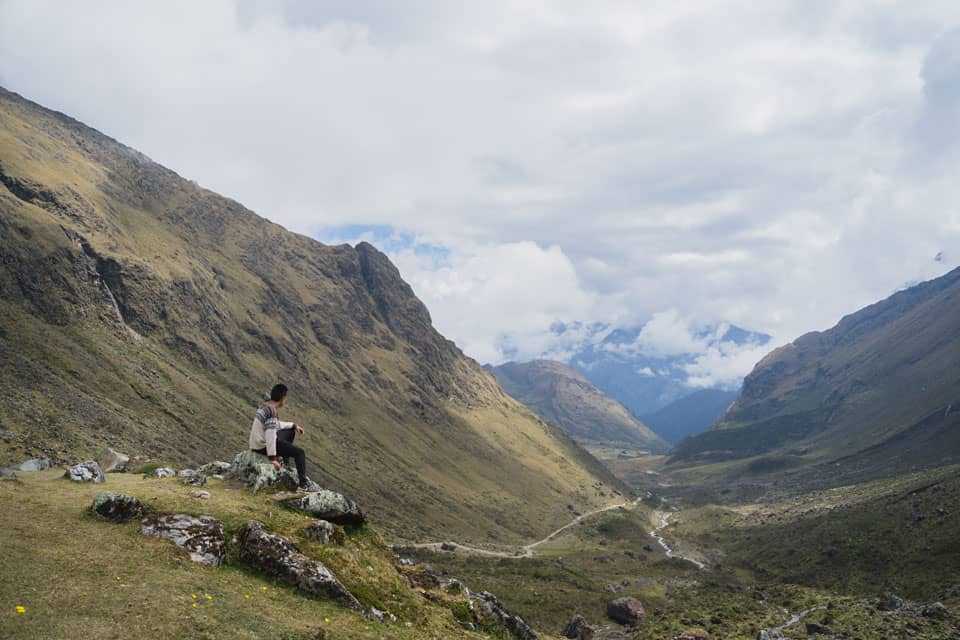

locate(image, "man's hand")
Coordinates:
271 459 282 470
294 423 304 435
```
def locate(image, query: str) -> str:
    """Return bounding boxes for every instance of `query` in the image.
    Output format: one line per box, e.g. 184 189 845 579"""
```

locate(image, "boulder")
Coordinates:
474 591 538 640
674 630 709 640
65 461 105 483
15 458 51 471
236 520 362 610
606 597 646 625
198 461 231 476
178 469 208 487
304 519 345 545
283 490 365 526
0 467 17 480
441 542 457 552
95 448 129 473
804 622 831 635
561 615 595 639
141 514 226 567
189 490 211 500
756 631 785 640
91 493 144 522
226 450 298 493
922 602 948 619
877 593 904 611
143 467 176 479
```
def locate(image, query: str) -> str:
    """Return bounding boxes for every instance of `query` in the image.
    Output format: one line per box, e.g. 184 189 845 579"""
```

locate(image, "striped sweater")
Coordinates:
248 402 294 457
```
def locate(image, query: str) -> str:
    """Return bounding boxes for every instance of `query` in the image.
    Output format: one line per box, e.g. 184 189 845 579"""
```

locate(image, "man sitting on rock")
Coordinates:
249 383 310 491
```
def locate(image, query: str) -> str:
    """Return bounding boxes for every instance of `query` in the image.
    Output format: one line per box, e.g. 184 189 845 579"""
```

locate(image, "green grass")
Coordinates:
0 469 521 640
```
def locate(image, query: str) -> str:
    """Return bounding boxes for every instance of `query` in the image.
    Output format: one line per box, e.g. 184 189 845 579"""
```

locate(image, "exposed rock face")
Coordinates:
606 597 646 625
304 519 345 545
144 467 175 479
236 520 361 610
178 469 208 487
65 461 105 483
561 615 595 639
15 458 51 471
95 448 129 473
141 513 226 567
475 591 538 640
227 450 297 493
91 493 144 522
189 490 211 500
283 490 365 526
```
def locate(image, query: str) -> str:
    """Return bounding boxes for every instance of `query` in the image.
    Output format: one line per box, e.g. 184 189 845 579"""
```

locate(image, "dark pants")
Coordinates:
253 432 306 486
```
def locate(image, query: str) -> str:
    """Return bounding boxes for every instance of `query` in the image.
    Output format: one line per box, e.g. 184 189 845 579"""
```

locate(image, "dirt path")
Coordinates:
409 498 638 558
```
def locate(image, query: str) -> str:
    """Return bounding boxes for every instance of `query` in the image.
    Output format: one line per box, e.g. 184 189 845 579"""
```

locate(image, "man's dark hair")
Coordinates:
270 384 288 402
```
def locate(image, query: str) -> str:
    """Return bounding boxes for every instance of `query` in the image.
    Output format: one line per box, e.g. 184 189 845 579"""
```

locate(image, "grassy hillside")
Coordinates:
0 86 626 545
670 267 960 487
0 469 571 640
488 360 669 452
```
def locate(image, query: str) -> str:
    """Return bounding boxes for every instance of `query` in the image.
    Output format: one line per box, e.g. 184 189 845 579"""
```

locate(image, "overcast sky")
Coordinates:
2 1 959 385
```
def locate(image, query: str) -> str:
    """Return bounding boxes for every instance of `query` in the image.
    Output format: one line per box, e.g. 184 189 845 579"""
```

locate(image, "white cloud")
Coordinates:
2 1 960 387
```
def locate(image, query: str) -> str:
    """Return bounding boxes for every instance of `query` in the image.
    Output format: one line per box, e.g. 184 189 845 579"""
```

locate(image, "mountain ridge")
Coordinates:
0 85 626 543
670 265 960 485
487 359 670 452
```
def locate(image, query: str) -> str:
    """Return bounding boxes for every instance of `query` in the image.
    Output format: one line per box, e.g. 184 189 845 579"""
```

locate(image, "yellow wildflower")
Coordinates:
261 586 268 591
244 594 251 599
191 594 197 600
191 603 198 609
205 594 213 601
324 617 330 623
16 605 26 614
115 576 121 581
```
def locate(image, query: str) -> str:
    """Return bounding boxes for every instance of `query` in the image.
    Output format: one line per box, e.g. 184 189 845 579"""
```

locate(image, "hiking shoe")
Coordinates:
297 483 313 493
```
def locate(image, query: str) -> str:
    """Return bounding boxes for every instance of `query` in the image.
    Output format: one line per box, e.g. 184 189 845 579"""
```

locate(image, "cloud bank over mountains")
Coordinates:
2 1 960 387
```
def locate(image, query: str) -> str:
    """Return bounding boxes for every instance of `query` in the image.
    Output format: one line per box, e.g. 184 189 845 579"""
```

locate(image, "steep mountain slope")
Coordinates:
487 360 669 452
671 267 960 484
641 388 739 444
0 86 627 543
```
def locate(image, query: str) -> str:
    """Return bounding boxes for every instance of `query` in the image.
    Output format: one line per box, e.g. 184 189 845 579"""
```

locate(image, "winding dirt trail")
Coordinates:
409 498 638 558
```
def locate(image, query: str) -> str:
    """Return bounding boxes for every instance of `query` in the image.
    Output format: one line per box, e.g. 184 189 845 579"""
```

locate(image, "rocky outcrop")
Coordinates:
198 461 231 477
226 450 297 493
0 467 17 480
283 490 365 526
877 593 904 611
95 448 129 473
178 469 208 487
475 591 538 640
561 615 595 639
91 493 144 522
606 597 646 625
189 490 211 500
143 467 175 479
304 519 345 545
236 520 361 610
15 458 51 471
65 461 105 483
141 513 226 567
